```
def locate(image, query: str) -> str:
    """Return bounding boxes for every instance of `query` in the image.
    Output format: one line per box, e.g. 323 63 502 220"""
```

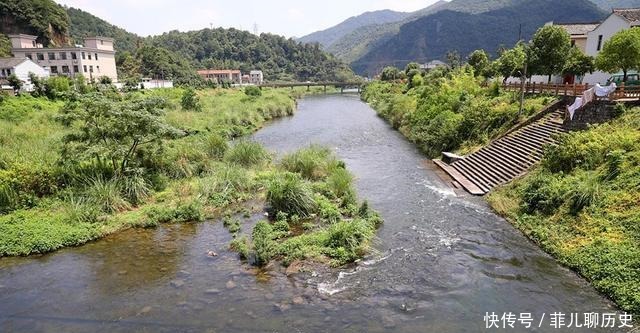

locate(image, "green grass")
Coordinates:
488 106 640 315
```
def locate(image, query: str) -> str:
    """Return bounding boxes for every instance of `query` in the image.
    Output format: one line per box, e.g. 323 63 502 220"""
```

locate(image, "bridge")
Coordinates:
258 81 364 93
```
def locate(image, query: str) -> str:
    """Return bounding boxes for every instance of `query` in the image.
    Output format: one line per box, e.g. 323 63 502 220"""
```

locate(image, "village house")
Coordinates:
197 69 242 84
0 57 50 92
249 70 264 84
9 34 118 82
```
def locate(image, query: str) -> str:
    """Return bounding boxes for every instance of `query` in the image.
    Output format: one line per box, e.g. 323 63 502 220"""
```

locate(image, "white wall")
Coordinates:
583 14 630 85
14 60 49 92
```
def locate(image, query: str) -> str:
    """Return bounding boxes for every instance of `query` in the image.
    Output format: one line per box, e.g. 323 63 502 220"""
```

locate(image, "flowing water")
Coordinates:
0 95 625 332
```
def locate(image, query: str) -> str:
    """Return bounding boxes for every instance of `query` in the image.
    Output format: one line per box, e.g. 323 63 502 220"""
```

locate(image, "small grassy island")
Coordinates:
0 85 381 268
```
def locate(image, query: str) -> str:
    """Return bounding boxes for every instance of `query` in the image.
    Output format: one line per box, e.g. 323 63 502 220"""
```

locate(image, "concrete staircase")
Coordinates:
434 108 568 195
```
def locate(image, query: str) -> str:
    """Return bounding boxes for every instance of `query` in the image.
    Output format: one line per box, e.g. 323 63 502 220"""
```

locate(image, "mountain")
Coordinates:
1 0 355 83
297 9 410 48
590 0 640 11
352 0 606 76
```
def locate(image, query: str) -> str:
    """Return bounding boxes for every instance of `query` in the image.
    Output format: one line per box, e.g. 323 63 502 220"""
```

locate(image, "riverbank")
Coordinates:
0 87 379 263
488 106 640 315
360 69 552 157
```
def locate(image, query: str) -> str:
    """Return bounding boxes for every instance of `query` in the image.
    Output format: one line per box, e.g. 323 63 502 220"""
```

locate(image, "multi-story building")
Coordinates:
197 69 242 84
249 70 264 84
9 34 118 82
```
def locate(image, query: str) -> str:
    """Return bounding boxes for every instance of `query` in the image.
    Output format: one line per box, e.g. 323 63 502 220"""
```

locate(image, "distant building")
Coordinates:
552 22 599 53
197 69 242 84
420 60 447 71
9 34 118 82
0 57 50 92
249 70 264 84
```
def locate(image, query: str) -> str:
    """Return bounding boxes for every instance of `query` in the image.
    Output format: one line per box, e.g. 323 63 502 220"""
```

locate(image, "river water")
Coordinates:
0 95 625 332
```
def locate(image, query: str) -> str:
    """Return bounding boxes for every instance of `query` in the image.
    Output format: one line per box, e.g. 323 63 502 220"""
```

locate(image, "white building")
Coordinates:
583 8 640 85
249 70 264 84
9 34 118 83
0 57 50 92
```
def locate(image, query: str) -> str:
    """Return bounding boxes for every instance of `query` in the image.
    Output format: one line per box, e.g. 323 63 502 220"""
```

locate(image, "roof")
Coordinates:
555 22 599 36
197 69 241 74
7 34 37 40
0 57 29 68
84 36 115 42
250 70 263 74
613 8 640 23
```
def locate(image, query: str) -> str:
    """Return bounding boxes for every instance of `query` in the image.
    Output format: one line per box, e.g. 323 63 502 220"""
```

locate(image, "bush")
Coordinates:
224 141 270 167
85 177 129 213
266 172 318 218
204 134 228 159
62 196 100 224
223 216 241 234
146 200 204 224
181 87 202 112
198 164 254 205
229 235 250 259
280 145 335 180
324 219 376 265
568 172 602 215
520 172 568 215
120 171 150 205
326 167 355 203
252 221 275 265
244 86 262 97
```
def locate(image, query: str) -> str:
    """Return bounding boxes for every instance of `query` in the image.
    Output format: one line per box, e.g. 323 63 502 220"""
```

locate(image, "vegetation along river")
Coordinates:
0 94 623 332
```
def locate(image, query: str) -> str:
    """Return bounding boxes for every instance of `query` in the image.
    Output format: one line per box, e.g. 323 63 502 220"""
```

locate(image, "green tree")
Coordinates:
28 72 45 97
59 93 183 175
595 28 640 82
496 43 527 82
563 47 595 82
446 50 462 69
380 66 402 81
0 34 11 57
530 25 571 83
181 88 202 112
7 74 22 94
44 76 71 99
467 50 490 77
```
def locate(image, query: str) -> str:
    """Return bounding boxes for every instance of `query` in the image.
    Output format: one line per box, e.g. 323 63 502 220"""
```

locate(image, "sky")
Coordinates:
54 0 443 38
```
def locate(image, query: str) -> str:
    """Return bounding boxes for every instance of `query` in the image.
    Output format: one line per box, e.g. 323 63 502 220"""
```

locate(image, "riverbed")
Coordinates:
0 94 623 332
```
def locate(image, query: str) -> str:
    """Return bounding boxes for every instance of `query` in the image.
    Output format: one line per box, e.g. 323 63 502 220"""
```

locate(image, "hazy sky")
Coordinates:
54 0 442 38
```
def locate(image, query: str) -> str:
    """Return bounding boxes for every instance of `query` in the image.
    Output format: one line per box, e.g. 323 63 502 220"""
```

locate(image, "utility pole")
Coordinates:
253 23 259 35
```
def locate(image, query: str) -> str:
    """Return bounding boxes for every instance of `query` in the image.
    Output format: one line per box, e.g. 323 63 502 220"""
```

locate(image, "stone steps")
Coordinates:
436 108 568 195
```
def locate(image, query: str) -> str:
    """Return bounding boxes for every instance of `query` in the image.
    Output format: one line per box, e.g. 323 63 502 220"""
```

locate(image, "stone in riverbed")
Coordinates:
274 302 291 312
205 288 221 295
226 280 237 289
264 293 275 300
177 270 191 278
170 279 185 288
139 306 152 315
292 296 305 305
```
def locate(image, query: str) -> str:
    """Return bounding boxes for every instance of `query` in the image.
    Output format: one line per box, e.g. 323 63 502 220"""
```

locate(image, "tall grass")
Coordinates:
224 141 270 167
267 172 318 218
280 145 336 180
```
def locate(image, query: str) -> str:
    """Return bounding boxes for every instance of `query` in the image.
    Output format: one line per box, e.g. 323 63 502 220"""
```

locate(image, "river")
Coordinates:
0 94 623 332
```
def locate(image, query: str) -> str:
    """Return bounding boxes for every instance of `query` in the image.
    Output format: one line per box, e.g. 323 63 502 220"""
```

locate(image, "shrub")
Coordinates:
181 87 202 112
229 235 250 259
266 172 317 218
224 141 269 167
204 134 228 159
280 145 334 180
244 86 262 97
85 177 129 213
252 221 275 265
326 167 355 203
146 200 204 224
62 196 100 224
568 172 602 215
223 216 241 234
324 219 376 265
120 171 150 205
198 164 254 205
520 172 568 215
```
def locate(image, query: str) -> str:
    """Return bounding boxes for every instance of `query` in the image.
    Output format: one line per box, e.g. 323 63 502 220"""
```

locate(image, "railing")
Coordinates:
502 82 640 101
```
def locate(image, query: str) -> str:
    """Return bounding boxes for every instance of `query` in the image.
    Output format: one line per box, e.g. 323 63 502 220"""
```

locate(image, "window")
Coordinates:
1 69 5 76
73 65 79 73
100 40 104 45
95 53 98 60
597 35 603 51
60 52 67 60
82 52 86 60
83 65 87 72
62 65 69 73
25 53 32 60
88 53 92 60
48 52 55 60
89 65 93 72
571 40 576 47
71 52 77 60
31 40 36 47
96 65 100 73
50 66 58 74
36 53 44 61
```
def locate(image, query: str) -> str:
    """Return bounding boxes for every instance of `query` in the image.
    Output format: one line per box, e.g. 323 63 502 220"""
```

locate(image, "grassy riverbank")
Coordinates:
489 106 640 315
0 86 379 264
361 69 552 157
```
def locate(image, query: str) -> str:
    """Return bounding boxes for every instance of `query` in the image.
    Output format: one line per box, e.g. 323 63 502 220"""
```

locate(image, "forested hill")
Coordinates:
352 0 606 76
0 0 356 83
297 9 410 48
